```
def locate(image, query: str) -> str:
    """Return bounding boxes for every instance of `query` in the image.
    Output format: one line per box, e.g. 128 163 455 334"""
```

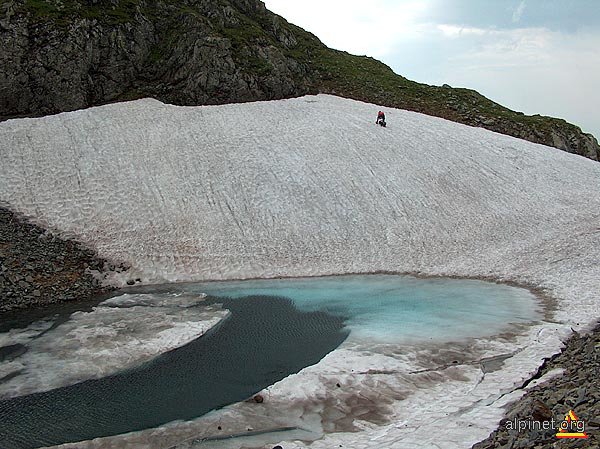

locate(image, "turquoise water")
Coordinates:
181 274 541 343
0 274 541 448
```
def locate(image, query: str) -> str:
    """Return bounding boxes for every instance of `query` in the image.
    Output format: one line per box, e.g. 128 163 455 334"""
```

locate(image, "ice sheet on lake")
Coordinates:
0 294 228 399
1 94 599 448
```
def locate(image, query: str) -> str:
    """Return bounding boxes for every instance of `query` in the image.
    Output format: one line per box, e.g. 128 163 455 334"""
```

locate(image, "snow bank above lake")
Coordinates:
1 94 598 323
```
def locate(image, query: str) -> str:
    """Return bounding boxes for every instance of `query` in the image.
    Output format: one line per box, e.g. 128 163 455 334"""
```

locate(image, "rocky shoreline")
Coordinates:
473 324 599 449
0 207 118 314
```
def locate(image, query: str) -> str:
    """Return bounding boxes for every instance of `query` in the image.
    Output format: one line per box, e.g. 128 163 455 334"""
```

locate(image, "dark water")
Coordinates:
0 295 349 449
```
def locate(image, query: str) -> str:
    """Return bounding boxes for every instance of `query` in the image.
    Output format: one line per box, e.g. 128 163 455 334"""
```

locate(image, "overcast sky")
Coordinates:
263 0 600 139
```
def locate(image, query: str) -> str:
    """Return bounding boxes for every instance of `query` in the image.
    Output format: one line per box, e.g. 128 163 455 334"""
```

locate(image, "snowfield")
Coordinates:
1 94 599 449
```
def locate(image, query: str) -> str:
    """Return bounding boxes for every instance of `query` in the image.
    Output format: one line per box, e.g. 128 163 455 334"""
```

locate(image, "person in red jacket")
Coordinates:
376 111 386 125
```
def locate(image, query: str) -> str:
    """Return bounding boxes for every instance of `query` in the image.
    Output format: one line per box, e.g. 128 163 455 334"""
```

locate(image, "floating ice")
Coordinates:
0 293 228 399
23 275 542 449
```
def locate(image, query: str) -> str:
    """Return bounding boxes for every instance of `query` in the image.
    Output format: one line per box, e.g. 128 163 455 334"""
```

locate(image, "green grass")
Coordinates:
21 0 148 25
218 12 276 76
23 0 61 20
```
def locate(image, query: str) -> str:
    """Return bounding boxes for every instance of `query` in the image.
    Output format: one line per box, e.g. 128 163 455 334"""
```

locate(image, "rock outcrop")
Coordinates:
0 0 598 161
0 0 313 117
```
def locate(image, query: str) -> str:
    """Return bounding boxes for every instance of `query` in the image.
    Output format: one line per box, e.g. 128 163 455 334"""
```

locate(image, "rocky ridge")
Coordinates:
0 0 313 116
0 0 598 161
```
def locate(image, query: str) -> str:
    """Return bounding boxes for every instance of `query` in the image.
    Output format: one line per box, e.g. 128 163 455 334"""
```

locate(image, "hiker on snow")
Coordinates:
376 111 386 126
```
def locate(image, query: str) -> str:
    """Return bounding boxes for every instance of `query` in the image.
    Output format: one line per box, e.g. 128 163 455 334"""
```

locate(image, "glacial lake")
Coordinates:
0 274 542 449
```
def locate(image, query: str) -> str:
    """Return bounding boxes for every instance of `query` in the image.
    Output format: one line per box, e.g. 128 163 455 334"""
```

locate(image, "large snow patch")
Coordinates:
1 94 598 322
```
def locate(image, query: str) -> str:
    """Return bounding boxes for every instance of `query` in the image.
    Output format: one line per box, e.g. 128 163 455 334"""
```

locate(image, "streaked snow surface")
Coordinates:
1 94 599 448
0 293 227 400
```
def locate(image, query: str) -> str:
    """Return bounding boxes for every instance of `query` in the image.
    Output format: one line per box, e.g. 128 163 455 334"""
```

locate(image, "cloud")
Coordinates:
437 24 488 38
413 26 600 136
512 1 527 23
263 0 431 58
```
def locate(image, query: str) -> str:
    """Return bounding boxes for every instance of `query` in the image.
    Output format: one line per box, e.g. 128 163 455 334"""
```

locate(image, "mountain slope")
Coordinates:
0 0 598 160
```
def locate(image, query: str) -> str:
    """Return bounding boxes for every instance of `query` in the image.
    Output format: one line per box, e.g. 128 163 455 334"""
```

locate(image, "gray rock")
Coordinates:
472 323 600 449
0 1 312 120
